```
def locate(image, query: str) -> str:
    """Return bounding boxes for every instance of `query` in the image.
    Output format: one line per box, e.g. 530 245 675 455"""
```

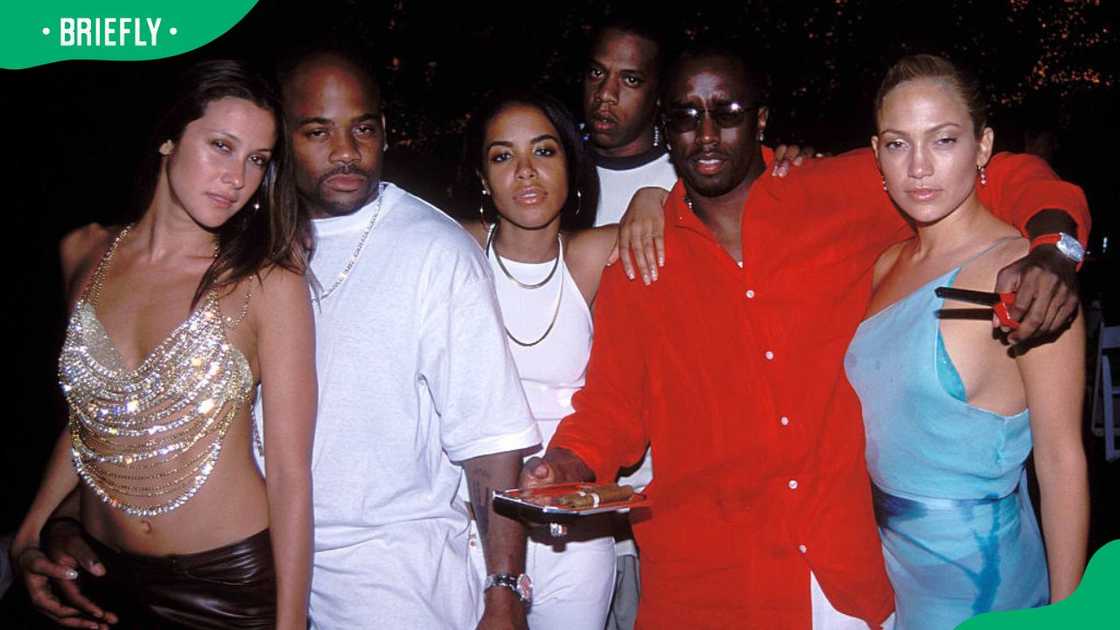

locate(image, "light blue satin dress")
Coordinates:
844 266 1048 630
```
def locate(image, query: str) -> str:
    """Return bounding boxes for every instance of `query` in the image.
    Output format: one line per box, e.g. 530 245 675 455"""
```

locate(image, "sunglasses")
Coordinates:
664 102 761 134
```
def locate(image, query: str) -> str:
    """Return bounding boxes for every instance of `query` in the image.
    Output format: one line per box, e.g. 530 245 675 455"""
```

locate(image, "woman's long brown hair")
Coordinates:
138 59 311 306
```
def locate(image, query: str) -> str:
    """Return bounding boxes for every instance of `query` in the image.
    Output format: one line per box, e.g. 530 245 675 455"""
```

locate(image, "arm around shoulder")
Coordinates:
982 152 1090 244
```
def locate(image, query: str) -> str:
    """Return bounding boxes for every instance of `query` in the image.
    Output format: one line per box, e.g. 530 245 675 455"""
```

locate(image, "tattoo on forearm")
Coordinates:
471 477 492 540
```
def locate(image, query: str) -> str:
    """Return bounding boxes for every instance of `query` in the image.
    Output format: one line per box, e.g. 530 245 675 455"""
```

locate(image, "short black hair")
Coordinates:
662 43 770 106
588 11 676 82
275 42 381 107
463 89 599 231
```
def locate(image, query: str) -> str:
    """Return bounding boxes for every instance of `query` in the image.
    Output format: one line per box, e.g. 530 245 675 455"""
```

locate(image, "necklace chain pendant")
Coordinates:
316 182 389 303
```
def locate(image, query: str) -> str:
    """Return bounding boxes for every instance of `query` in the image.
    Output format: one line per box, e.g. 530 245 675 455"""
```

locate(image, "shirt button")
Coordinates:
780 416 790 426
799 544 808 554
745 289 755 299
788 479 799 490
765 351 775 360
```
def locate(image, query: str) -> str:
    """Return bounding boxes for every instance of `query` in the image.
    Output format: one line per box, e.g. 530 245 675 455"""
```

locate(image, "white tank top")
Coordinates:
486 231 593 448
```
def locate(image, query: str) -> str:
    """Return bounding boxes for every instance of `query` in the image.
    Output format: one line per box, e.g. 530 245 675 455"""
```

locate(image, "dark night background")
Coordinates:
1 0 1116 622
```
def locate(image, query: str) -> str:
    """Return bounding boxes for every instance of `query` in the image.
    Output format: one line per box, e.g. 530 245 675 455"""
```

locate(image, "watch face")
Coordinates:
1057 233 1085 262
516 573 533 601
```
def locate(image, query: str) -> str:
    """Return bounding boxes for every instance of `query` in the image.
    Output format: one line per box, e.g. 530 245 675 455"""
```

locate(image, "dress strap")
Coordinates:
221 281 255 331
82 224 133 307
956 235 1022 271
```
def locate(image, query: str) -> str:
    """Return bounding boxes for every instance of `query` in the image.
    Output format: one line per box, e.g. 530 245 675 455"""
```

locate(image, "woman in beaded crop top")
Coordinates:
11 60 316 630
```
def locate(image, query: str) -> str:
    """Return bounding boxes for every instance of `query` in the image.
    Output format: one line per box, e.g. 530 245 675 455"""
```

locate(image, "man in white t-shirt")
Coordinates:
274 51 540 629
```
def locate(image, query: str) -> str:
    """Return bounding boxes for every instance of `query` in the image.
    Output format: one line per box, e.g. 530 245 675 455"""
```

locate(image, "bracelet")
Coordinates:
1029 233 1085 271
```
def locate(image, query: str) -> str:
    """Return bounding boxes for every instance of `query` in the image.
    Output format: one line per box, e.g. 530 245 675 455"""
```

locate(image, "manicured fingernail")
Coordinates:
65 569 79 579
651 269 658 281
642 274 650 285
626 270 635 280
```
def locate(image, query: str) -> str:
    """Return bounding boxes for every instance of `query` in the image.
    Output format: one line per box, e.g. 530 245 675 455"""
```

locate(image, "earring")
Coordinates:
881 176 887 191
652 125 662 148
977 164 988 186
757 128 765 143
575 189 583 216
159 140 174 155
479 188 489 221
253 200 261 211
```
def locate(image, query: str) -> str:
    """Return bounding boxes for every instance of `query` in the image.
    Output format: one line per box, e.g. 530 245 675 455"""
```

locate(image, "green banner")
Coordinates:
958 539 1119 629
1 1 258 69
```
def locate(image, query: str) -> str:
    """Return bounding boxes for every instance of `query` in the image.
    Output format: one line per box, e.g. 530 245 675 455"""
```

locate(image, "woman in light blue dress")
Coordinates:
844 55 1088 629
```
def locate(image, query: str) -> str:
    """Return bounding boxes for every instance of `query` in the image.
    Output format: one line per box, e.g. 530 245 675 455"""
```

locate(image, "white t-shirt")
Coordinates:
256 184 540 629
592 146 678 227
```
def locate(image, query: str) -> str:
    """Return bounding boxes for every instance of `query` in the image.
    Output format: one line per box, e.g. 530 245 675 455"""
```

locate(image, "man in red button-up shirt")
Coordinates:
523 49 1089 629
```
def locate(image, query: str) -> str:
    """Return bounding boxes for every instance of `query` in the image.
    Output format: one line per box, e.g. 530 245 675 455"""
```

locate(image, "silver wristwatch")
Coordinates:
484 572 533 607
1054 232 1086 264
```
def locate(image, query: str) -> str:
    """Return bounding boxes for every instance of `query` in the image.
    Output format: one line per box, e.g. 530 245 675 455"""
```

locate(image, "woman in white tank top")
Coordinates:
458 90 620 630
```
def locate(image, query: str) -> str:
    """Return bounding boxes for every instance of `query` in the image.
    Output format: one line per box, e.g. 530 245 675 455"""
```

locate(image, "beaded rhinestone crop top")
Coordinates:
58 226 253 518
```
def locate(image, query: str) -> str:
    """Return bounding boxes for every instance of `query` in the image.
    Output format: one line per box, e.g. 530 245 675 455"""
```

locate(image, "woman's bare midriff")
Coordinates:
80 407 270 556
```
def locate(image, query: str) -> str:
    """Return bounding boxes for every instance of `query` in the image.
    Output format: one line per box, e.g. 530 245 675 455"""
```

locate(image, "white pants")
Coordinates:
811 572 896 630
468 521 615 630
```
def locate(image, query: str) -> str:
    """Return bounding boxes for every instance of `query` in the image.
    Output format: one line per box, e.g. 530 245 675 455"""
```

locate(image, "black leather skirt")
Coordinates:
81 529 276 629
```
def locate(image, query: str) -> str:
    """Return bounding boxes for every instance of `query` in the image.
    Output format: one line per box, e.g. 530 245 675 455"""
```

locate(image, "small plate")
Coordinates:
493 482 650 522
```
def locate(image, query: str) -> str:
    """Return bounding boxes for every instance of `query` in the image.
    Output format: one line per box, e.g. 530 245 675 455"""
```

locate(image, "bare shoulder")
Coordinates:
973 234 1030 277
871 240 908 289
59 223 115 302
564 226 618 305
566 225 617 266
253 265 313 308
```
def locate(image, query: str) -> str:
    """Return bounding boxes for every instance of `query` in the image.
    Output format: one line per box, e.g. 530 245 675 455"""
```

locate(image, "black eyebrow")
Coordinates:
296 113 379 127
484 135 560 153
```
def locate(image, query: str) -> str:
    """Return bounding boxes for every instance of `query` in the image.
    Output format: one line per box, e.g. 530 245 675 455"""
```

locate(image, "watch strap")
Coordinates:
1029 232 1084 270
1028 234 1061 249
484 573 531 605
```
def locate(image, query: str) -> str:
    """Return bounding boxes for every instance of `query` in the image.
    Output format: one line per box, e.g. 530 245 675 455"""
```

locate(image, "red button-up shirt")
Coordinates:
549 148 1088 629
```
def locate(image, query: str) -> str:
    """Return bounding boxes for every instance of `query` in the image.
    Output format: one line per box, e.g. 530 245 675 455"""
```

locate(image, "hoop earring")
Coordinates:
977 164 988 186
479 189 489 221
575 189 582 216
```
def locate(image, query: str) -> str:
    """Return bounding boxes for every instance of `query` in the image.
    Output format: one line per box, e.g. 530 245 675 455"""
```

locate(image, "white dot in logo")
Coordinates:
42 27 50 35
169 27 178 36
